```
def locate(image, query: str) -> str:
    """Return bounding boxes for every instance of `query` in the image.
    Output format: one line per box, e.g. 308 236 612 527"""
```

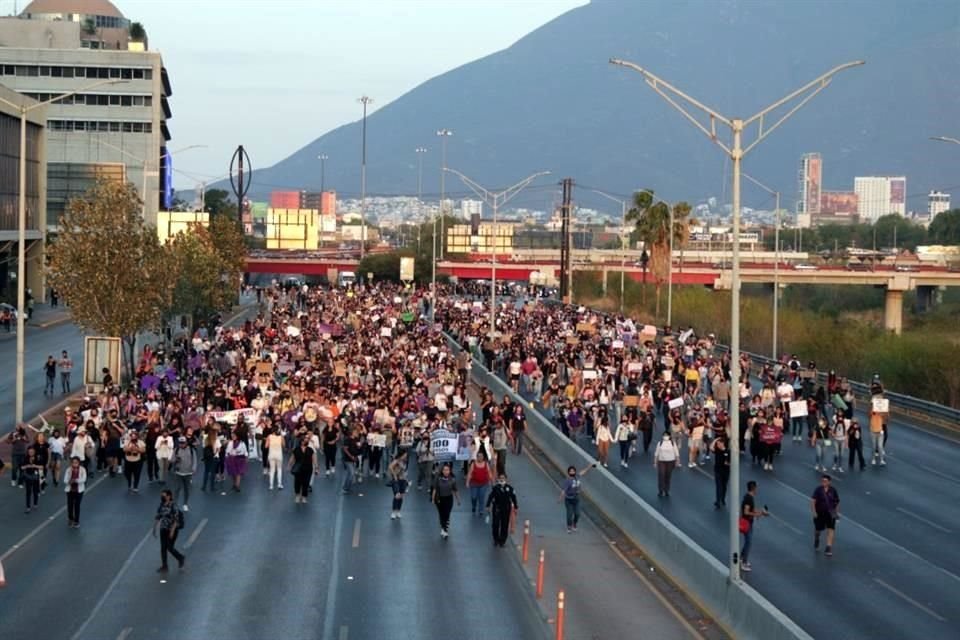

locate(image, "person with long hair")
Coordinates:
63 456 87 528
21 447 43 513
224 430 248 492
289 434 315 504
431 463 460 539
388 451 409 519
466 450 493 517
153 489 185 572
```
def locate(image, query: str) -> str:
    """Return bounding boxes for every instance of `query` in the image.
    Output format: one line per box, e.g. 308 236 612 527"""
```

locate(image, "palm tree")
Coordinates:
626 189 693 319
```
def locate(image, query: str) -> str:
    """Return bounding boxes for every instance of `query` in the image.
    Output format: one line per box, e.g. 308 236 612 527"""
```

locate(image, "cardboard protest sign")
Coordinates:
872 398 890 413
789 400 808 418
668 397 684 410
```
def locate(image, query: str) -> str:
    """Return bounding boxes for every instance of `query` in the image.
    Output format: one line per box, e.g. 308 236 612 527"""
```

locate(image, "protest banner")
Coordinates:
430 429 458 462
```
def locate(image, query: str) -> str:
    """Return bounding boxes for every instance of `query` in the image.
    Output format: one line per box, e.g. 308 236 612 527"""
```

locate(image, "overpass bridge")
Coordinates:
243 255 960 334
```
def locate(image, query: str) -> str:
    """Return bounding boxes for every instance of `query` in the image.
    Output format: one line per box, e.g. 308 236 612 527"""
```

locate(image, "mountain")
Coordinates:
232 0 960 214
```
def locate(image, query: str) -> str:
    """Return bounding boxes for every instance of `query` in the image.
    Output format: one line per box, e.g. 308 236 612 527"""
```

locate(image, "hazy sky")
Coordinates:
93 0 586 189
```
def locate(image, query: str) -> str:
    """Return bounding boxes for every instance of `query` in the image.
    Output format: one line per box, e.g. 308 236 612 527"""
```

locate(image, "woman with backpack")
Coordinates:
153 489 185 573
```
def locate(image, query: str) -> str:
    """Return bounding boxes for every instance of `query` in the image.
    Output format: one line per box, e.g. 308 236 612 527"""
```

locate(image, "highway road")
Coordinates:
503 375 960 639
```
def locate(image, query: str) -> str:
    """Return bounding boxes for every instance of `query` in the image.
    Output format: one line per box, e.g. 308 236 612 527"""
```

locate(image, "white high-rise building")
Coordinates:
928 191 950 218
854 176 906 222
461 198 483 219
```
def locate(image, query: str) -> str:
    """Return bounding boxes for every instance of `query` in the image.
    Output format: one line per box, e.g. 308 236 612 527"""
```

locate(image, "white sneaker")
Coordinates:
879 459 886 466
440 529 448 538
688 462 696 468
278 485 283 490
390 512 397 520
624 462 629 469
375 473 380 479
182 504 189 512
396 512 402 519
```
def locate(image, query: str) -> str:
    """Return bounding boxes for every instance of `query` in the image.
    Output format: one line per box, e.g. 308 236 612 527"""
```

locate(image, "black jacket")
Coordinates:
486 483 518 514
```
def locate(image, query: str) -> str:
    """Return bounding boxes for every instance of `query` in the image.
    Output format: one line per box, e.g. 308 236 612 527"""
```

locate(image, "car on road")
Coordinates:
894 264 918 272
792 263 818 270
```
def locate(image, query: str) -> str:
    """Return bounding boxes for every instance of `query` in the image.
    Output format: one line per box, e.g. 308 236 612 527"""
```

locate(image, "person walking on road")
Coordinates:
266 427 285 491
172 437 196 511
653 433 681 497
21 447 43 513
225 431 248 493
123 430 146 493
153 489 185 573
868 409 886 466
595 418 613 468
341 428 362 495
6 425 28 487
432 462 460 539
43 355 56 396
155 429 174 485
289 435 315 504
58 350 73 394
811 474 840 557
388 451 409 519
64 456 87 528
711 436 731 508
486 471 518 547
739 480 769 572
847 419 865 471
559 463 596 533
466 450 493 517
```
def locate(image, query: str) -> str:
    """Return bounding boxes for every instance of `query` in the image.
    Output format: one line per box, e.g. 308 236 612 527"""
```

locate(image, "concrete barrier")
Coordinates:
448 334 813 640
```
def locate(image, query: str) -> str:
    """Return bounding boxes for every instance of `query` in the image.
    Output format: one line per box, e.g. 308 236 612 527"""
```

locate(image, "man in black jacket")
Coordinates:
486 472 519 547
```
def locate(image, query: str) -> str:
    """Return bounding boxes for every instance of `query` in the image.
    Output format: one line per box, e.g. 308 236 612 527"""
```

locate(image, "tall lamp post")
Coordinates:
358 96 373 258
444 168 550 337
436 129 453 260
415 146 427 252
930 135 960 146
97 140 206 217
611 56 863 582
0 78 126 425
743 173 781 361
587 189 628 313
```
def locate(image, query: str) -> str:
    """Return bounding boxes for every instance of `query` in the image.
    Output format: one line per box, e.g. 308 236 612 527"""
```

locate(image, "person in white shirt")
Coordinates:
653 433 681 497
225 432 248 492
615 418 634 468
155 430 174 484
265 427 285 490
594 419 613 468
49 431 66 486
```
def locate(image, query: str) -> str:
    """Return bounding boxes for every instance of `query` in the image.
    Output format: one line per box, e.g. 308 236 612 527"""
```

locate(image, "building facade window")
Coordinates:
0 113 43 232
0 64 152 80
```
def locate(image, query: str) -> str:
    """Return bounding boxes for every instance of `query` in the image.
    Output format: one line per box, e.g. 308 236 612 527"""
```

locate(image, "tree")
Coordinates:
81 17 96 35
204 189 235 218
128 22 146 42
167 217 245 331
358 251 407 283
928 209 960 244
872 214 927 250
627 190 692 320
47 179 175 381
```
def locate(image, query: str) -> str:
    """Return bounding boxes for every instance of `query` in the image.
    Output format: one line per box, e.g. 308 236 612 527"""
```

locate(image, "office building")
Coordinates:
854 176 906 222
0 0 172 227
0 84 46 296
796 153 822 217
928 191 950 218
461 198 483 219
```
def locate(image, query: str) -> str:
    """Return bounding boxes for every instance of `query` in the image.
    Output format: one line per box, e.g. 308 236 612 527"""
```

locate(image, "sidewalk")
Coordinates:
0 304 73 339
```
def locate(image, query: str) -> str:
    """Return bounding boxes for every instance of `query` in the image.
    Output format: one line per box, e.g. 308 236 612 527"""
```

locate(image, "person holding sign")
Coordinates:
431 463 460 539
388 451 409 519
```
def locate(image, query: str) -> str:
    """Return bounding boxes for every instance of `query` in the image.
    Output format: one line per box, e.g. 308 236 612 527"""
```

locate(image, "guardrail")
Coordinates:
445 332 814 640
531 297 959 434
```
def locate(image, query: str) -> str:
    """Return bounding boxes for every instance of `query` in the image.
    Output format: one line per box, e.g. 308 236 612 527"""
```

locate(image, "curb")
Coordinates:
504 525 554 640
0 392 83 452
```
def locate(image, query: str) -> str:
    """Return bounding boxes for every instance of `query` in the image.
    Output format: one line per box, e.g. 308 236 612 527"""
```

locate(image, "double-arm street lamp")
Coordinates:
742 172 781 361
443 168 551 336
610 56 863 582
436 129 453 261
0 78 126 424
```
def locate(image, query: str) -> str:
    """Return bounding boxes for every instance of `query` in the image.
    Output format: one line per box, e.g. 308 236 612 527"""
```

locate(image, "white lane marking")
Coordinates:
321 492 346 640
0 474 108 562
523 447 708 640
874 578 947 622
338 625 349 640
116 627 133 640
895 508 952 534
69 529 152 640
769 476 960 585
886 456 960 485
184 518 209 550
351 519 361 549
765 511 804 536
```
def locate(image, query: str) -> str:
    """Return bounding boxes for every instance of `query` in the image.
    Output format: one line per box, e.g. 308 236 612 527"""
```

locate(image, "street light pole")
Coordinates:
667 203 674 328
587 189 628 313
358 96 373 259
743 172 781 360
611 56 863 582
444 168 550 337
0 78 127 425
436 129 453 260
416 147 427 252
930 135 960 146
318 153 328 193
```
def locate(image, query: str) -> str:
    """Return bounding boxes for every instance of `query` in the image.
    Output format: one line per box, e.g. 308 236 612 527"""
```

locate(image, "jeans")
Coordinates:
159 528 184 568
619 441 631 464
124 459 143 489
67 491 83 524
24 476 40 508
368 447 383 475
61 371 71 393
176 474 192 505
342 461 356 492
10 454 24 485
513 431 524 456
849 439 865 468
146 451 159 481
791 418 805 438
268 456 283 489
323 445 337 472
44 375 55 394
469 485 489 514
833 440 845 468
202 460 217 490
714 468 729 505
815 441 826 468
564 496 580 528
741 523 753 563
870 431 885 461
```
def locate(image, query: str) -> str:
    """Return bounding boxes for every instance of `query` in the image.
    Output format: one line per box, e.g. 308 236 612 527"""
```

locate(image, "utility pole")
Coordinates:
611 55 863 583
559 178 574 303
318 153 328 193
436 129 453 260
416 146 426 252
358 96 373 259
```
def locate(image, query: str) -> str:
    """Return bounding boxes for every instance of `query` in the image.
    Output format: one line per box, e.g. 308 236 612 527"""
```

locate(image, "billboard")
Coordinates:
805 155 822 214
820 191 858 216
890 178 906 205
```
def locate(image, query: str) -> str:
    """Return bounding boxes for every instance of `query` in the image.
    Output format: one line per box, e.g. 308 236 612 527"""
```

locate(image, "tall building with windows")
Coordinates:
796 152 822 218
0 84 47 298
0 0 171 227
928 191 950 218
854 176 906 222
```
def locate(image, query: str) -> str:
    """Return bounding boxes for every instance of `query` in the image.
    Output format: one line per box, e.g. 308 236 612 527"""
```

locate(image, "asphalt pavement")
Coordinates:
505 378 960 639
